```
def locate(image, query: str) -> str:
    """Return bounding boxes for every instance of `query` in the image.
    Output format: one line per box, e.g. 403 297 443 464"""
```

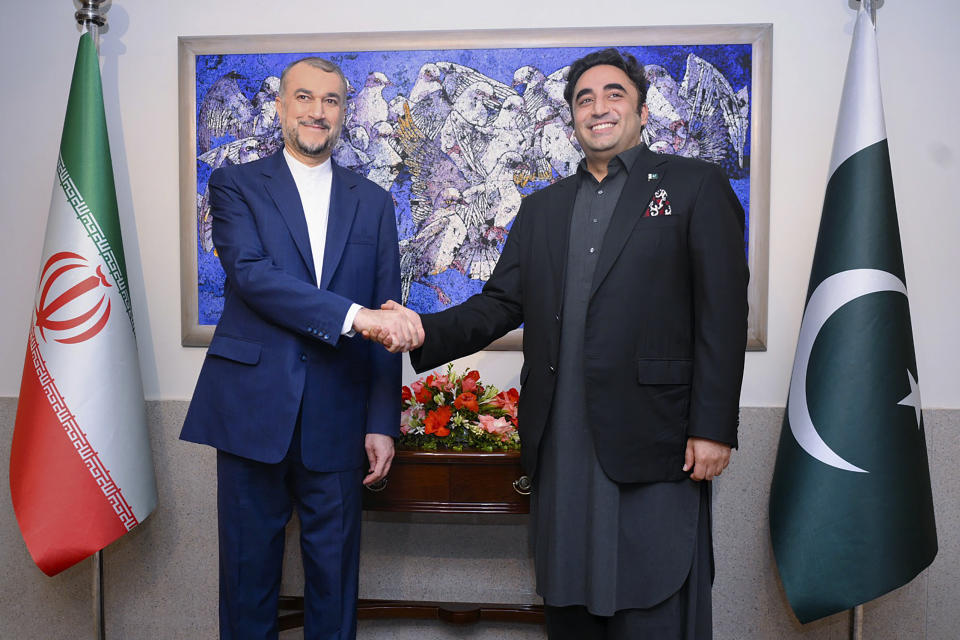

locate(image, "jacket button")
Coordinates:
554 313 560 322
548 365 556 374
299 353 307 362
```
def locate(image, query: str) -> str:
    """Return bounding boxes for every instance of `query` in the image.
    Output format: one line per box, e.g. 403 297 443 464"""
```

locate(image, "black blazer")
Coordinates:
412 146 748 483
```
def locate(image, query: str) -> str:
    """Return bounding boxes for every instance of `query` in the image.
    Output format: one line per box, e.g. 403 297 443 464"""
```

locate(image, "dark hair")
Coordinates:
278 56 347 99
563 48 648 113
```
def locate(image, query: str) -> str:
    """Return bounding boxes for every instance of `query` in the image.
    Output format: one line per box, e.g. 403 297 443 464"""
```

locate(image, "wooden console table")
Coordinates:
361 449 531 514
278 449 544 630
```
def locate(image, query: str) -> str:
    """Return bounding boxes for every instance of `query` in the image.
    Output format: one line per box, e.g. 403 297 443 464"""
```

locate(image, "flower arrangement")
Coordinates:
399 364 520 452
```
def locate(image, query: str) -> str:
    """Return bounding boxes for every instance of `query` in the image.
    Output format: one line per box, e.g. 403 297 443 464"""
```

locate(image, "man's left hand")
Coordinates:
683 437 732 481
363 433 395 486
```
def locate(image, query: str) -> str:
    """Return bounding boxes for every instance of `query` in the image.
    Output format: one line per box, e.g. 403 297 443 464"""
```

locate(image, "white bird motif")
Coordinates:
478 95 528 172
348 71 391 136
364 121 403 192
437 81 498 180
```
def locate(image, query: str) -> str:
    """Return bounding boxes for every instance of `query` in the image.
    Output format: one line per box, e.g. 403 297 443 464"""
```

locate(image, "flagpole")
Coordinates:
849 7 878 638
851 605 864 640
849 11 878 639
846 7 879 638
73 4 109 638
93 551 105 640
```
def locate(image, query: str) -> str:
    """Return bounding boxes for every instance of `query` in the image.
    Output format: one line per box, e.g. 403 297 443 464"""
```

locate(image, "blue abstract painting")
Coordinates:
194 43 752 325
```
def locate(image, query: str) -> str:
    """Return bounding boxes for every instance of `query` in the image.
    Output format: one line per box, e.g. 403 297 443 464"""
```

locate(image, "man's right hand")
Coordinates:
352 301 424 353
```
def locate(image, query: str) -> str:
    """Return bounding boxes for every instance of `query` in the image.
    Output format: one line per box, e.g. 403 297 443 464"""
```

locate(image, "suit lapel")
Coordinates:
261 151 317 284
590 147 668 296
544 176 578 309
320 162 359 290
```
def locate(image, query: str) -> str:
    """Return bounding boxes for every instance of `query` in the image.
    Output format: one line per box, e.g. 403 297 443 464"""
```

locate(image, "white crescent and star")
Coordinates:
897 369 922 428
788 268 920 473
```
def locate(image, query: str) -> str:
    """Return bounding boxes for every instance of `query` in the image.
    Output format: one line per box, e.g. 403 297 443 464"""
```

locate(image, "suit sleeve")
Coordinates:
209 167 353 345
686 165 749 447
410 199 528 373
364 195 402 437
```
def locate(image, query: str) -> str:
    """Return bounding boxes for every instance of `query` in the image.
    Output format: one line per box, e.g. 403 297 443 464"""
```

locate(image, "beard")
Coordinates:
284 118 340 158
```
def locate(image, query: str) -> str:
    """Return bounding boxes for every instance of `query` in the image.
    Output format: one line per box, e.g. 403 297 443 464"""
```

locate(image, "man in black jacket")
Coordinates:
383 48 748 639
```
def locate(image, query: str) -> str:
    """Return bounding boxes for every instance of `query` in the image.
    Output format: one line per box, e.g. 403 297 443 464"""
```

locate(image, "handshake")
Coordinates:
352 300 424 353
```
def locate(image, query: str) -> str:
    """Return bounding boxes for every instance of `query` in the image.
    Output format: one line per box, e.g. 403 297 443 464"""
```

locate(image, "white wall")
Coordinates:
1 0 957 407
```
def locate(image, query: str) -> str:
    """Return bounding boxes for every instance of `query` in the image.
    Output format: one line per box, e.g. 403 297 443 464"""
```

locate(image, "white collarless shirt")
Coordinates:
283 149 360 334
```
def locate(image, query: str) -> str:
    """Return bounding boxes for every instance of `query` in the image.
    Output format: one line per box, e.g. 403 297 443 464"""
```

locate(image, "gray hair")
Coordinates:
278 57 347 98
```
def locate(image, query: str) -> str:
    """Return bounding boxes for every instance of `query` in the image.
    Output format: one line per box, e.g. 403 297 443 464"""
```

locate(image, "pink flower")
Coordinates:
490 388 519 423
400 408 413 434
478 415 514 441
427 373 454 393
411 380 432 404
461 370 481 393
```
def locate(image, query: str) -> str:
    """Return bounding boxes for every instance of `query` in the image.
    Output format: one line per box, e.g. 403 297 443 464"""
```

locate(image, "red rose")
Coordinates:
461 370 481 393
424 405 452 436
401 386 412 402
490 388 519 424
453 392 479 413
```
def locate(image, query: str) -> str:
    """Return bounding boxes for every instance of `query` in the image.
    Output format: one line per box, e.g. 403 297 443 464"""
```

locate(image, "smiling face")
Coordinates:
275 62 346 166
571 64 648 171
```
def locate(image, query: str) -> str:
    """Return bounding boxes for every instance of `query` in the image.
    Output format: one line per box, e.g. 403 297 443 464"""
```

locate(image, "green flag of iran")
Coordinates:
10 32 157 576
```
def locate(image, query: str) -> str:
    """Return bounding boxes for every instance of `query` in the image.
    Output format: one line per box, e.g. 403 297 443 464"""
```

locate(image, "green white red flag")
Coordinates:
9 33 157 576
769 5 937 623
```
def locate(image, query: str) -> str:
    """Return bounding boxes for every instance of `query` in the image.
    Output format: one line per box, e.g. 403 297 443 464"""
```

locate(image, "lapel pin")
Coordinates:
647 173 659 181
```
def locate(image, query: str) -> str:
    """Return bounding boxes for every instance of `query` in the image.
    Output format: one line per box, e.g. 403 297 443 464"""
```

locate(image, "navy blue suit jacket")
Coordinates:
181 150 401 471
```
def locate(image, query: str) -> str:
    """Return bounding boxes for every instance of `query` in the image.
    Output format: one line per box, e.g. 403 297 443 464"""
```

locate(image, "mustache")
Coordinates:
298 118 331 129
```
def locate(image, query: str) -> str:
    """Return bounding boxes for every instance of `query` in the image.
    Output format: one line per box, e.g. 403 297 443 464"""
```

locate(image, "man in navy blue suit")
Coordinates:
181 57 421 640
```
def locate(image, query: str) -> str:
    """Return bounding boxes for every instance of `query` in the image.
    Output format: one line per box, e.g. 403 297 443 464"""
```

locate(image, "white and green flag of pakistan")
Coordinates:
769 6 937 623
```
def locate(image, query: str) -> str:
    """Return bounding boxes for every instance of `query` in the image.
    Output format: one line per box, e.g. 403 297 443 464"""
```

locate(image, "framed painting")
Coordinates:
179 25 771 350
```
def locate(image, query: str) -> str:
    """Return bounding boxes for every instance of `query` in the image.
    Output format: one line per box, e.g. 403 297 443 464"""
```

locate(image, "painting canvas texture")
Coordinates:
195 44 752 325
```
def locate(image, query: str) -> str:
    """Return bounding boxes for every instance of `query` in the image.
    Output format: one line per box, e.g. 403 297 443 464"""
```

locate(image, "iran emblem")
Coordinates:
34 251 112 344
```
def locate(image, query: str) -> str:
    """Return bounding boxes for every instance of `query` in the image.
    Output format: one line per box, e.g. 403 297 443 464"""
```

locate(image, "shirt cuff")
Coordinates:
342 303 362 337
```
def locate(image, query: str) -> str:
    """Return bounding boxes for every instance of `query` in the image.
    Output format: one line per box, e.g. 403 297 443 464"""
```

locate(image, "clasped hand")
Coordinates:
353 300 424 353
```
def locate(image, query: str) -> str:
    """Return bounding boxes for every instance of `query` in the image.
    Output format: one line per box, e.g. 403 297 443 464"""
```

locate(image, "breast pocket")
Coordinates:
333 242 377 301
343 241 376 269
637 214 684 229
